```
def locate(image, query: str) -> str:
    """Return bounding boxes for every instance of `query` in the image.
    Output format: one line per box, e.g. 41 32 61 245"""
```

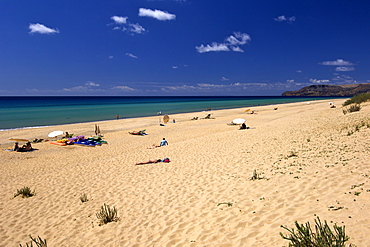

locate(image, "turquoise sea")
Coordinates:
0 96 341 131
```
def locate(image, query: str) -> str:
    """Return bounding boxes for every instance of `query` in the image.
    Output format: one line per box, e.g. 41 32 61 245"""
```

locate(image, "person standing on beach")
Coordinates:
160 138 168 146
116 114 119 120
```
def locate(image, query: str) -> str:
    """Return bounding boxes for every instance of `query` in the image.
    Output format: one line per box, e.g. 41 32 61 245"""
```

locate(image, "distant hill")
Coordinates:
282 83 370 96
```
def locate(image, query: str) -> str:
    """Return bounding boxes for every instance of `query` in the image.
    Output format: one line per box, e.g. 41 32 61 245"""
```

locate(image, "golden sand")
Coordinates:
1 98 369 246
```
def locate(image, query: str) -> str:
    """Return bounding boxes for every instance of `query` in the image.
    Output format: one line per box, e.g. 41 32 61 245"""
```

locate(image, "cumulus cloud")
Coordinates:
29 23 59 34
139 8 176 21
335 66 355 72
196 32 251 53
320 59 354 66
111 16 128 24
196 43 230 53
110 16 146 34
126 53 138 58
274 15 296 23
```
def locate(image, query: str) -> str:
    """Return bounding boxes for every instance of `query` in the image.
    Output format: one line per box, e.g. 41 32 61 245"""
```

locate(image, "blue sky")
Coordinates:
1 0 369 96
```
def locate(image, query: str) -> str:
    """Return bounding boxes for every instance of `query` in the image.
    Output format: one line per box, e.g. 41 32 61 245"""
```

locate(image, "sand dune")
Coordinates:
1 99 369 246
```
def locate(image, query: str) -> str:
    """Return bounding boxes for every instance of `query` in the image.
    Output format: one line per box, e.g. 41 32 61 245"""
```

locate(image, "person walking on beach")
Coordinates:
160 138 168 146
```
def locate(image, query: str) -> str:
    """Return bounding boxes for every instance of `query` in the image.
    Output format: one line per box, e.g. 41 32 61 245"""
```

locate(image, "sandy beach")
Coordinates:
1 98 369 247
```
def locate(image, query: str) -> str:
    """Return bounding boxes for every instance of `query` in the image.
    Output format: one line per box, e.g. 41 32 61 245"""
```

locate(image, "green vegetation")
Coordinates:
19 235 47 247
96 203 119 224
343 93 370 106
343 104 361 115
14 187 35 198
280 217 355 247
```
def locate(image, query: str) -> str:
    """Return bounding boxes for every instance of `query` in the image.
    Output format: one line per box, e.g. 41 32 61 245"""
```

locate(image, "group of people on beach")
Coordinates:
136 138 170 165
14 142 33 152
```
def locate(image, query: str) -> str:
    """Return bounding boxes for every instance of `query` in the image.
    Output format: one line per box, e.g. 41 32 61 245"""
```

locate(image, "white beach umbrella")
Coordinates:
232 118 246 125
48 130 64 138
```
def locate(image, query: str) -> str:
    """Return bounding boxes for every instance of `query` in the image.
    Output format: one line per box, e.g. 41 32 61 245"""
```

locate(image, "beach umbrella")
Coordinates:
163 115 170 124
9 138 29 142
48 130 64 138
232 118 246 125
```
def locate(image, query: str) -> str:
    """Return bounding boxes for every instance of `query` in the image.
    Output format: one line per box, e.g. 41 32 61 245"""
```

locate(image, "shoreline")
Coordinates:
2 97 370 246
1 99 336 148
0 96 342 131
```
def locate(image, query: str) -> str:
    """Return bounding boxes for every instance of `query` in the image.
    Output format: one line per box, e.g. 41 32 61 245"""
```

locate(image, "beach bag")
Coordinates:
162 158 170 163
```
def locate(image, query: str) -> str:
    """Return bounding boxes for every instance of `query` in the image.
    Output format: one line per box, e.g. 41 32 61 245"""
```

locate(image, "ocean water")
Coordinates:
0 96 338 130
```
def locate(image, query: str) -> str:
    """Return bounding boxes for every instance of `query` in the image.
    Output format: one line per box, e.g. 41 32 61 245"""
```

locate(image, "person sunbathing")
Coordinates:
129 130 147 135
17 142 33 152
135 158 170 165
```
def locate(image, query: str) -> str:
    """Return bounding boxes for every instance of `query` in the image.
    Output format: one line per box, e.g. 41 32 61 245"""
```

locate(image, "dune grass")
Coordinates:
280 217 355 247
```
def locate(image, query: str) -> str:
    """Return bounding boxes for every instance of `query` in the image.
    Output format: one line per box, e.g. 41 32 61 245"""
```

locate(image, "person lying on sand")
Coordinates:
129 130 147 135
147 144 160 149
135 158 170 165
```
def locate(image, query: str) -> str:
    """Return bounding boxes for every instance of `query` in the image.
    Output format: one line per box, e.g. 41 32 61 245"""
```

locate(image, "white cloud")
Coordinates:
29 23 59 34
320 59 354 66
109 56 114 59
111 16 128 24
139 8 176 21
110 16 146 34
221 77 229 81
274 15 296 23
331 74 355 84
129 23 146 34
196 43 230 53
160 82 269 92
196 32 251 53
85 81 100 87
126 53 138 58
62 86 103 92
335 66 355 72
309 79 330 84
112 86 135 91
226 32 251 45
172 66 178 69
296 70 302 73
